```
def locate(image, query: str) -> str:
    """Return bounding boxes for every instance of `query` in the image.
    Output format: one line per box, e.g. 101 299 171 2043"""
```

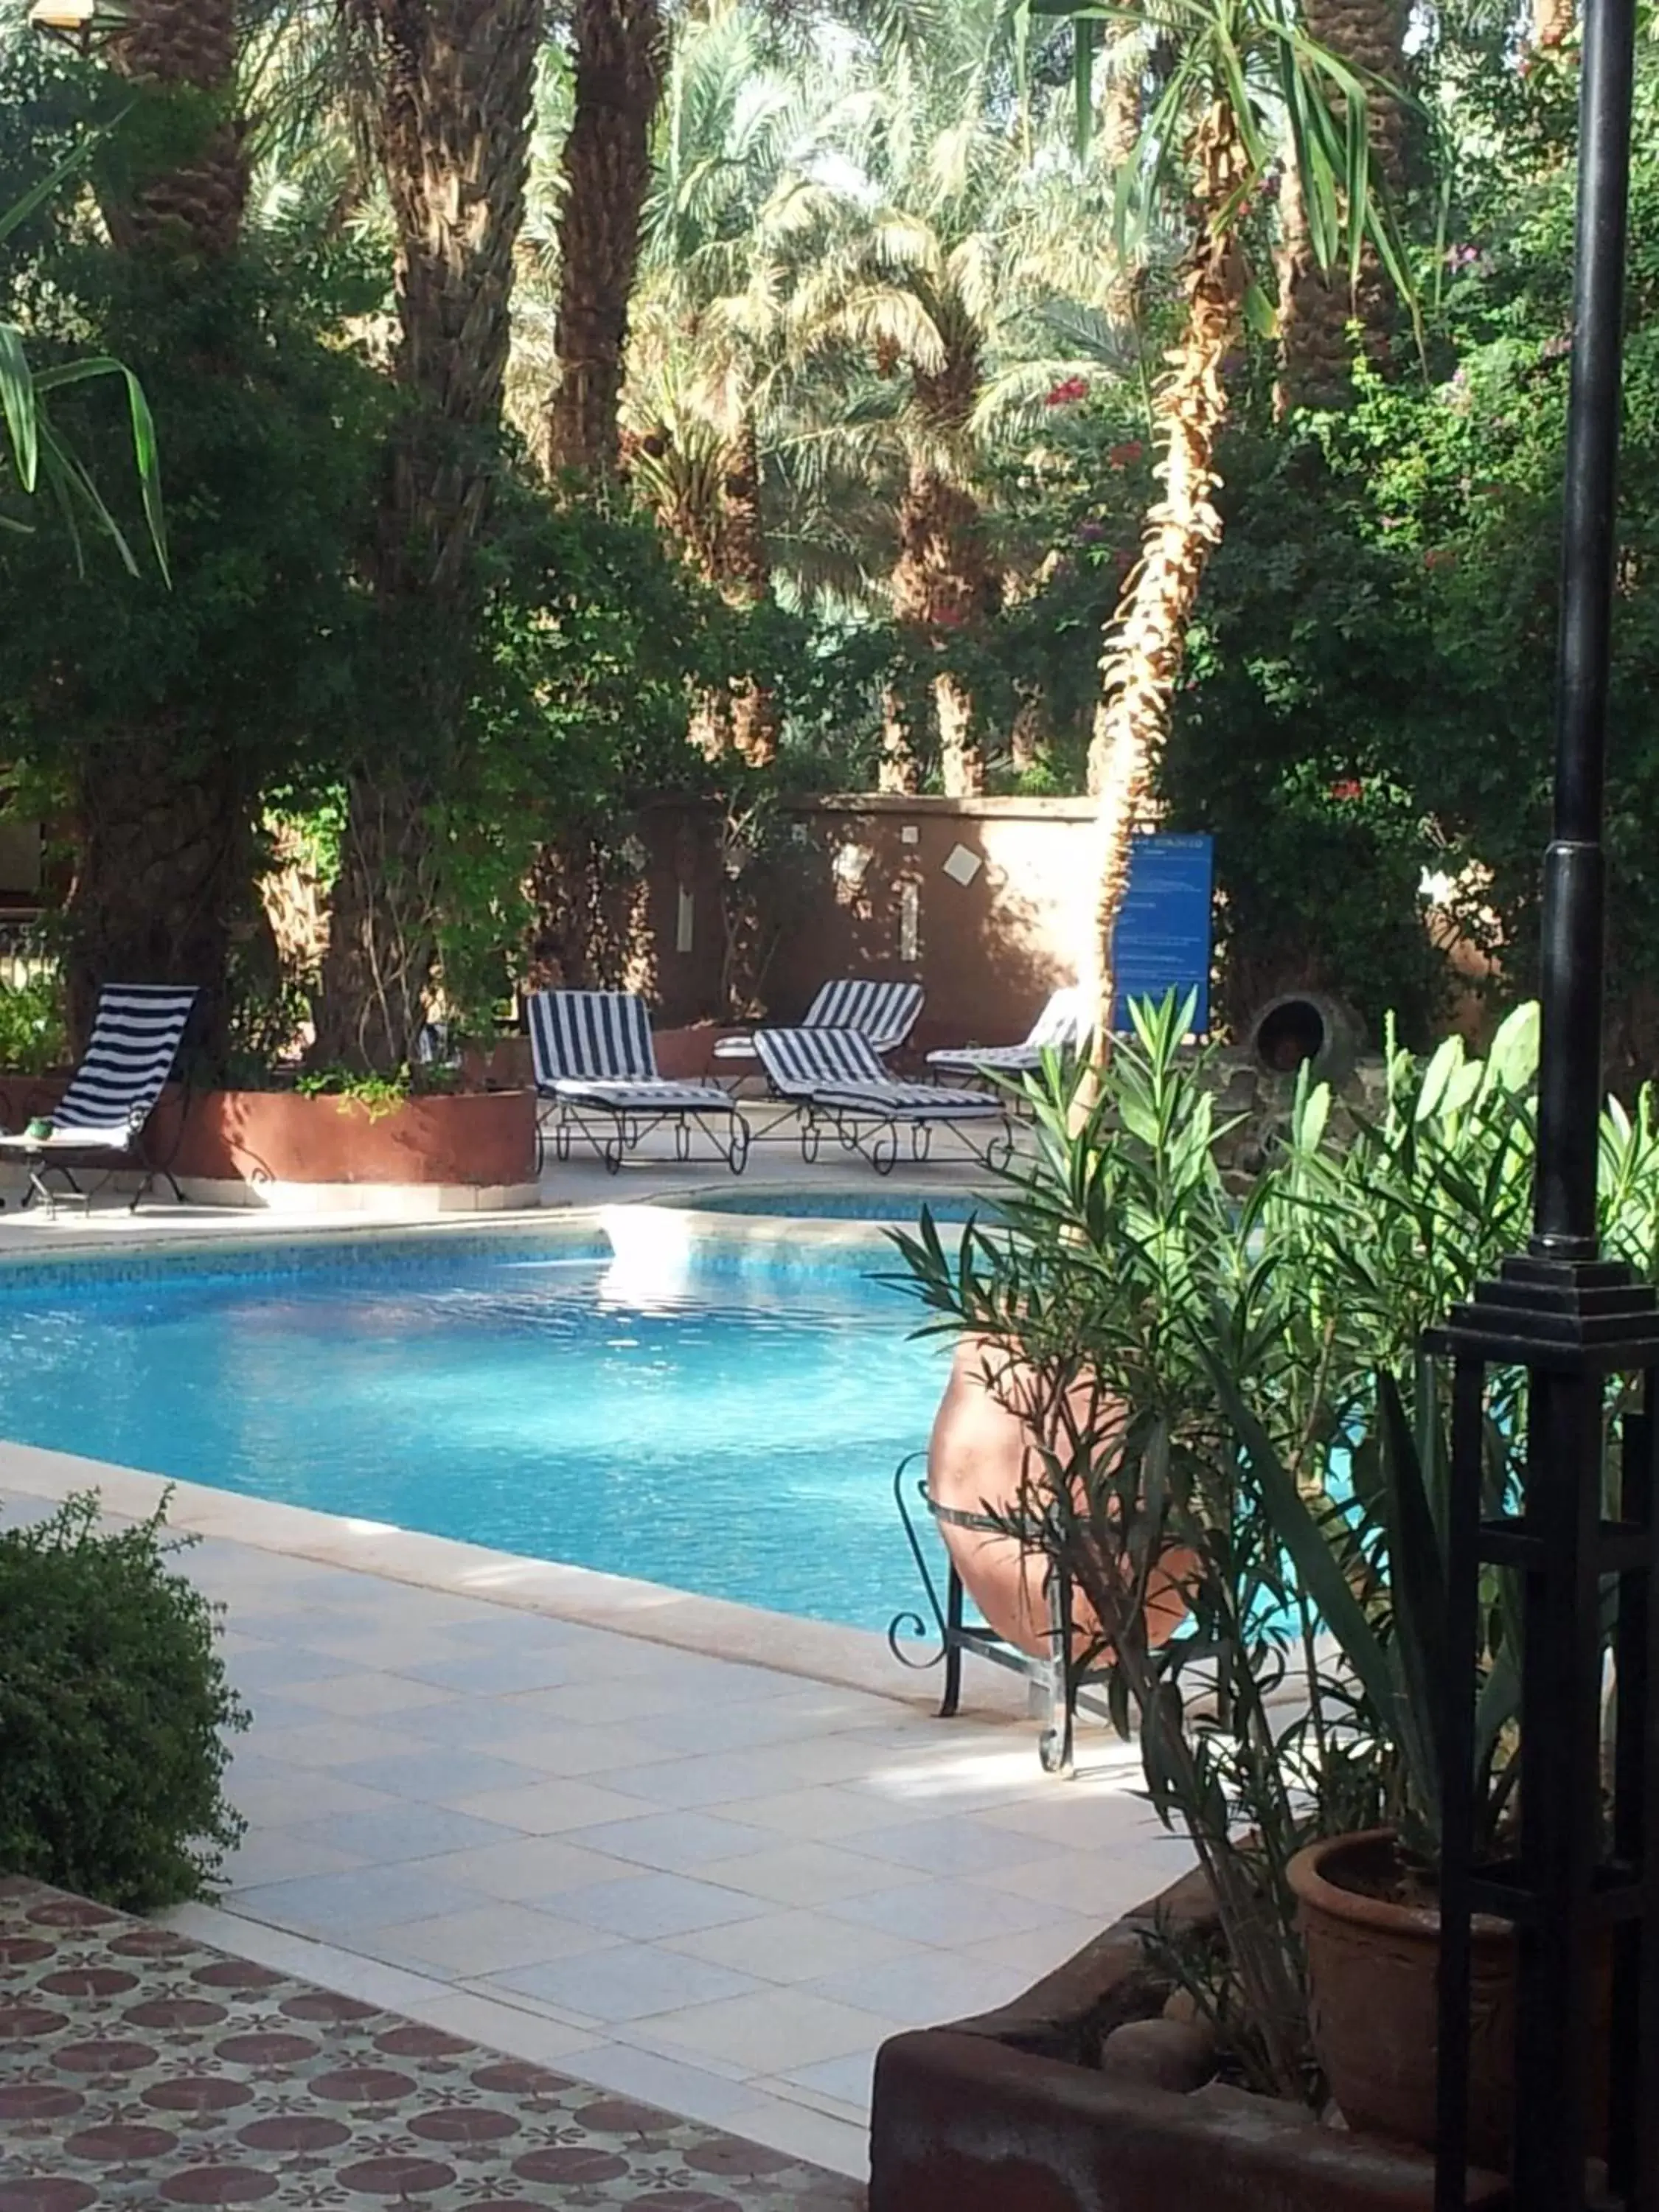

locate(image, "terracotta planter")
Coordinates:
928 1336 1192 1659
1289 1827 1610 2171
149 1087 537 1188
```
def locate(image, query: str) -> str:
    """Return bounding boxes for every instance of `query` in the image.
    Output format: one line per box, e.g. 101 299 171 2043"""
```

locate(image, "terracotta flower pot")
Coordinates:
1288 1828 1610 2169
927 1336 1192 1660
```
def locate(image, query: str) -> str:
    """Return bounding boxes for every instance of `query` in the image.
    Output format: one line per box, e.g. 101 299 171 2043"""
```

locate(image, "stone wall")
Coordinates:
630 792 1102 1051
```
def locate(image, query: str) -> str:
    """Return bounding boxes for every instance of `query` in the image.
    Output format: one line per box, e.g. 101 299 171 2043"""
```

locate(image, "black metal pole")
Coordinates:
1531 0 1638 1262
1433 9 1655 2211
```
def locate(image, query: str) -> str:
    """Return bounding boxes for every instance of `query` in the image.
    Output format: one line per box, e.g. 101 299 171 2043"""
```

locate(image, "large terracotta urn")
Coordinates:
927 1336 1192 1659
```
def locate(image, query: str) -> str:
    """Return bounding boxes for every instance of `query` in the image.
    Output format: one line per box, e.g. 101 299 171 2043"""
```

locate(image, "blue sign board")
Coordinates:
1110 832 1215 1034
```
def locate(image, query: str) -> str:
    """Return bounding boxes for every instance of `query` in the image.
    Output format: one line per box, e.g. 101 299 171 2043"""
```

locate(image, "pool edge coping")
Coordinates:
0 1437 1025 1721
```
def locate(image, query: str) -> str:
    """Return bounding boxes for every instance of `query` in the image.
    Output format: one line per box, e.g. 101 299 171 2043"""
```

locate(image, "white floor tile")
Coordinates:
637 1986 900 2073
550 1871 772 1941
369 1902 623 1977
411 1834 625 1903
447 1778 661 1834
660 1910 925 1987
484 1941 765 2025
693 1843 930 1910
562 1811 775 1874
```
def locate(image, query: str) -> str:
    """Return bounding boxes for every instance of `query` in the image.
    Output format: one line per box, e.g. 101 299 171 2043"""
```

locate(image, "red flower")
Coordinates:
1329 778 1365 802
1107 440 1144 467
1043 376 1091 407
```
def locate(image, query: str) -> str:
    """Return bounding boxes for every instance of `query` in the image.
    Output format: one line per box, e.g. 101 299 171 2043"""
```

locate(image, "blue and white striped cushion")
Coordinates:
801 978 924 1054
928 985 1092 1074
546 1077 736 1113
50 984 197 1135
528 990 657 1085
755 1029 999 1116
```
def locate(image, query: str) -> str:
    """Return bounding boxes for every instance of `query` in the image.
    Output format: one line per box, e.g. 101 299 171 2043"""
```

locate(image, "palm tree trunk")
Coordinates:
717 411 779 765
1275 0 1407 412
1532 0 1574 46
1010 684 1044 776
879 685 919 793
311 0 541 1073
893 451 989 795
62 0 251 1061
105 0 247 259
891 343 995 797
934 670 981 798
1085 103 1251 1064
543 0 666 479
66 740 251 1055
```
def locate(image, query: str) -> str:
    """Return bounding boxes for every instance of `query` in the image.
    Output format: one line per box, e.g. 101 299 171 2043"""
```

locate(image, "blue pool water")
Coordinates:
0 1232 953 1632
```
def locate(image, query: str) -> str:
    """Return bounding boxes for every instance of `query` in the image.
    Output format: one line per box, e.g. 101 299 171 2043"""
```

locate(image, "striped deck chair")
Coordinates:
527 990 750 1175
713 977 924 1068
753 1026 1012 1176
926 985 1092 1081
0 982 198 1214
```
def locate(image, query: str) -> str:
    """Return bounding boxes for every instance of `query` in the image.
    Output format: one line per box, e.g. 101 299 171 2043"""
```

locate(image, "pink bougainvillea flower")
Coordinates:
1043 375 1091 407
1329 778 1365 802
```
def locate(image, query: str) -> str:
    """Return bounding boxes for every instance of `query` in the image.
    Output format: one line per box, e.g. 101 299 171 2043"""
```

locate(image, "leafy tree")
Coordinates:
308 0 543 1074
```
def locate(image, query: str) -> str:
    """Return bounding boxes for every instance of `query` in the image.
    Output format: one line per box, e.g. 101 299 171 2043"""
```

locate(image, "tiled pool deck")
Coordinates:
0 1149 1194 2188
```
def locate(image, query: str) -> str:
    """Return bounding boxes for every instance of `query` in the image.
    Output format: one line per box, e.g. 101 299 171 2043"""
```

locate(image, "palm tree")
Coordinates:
617 0 853 762
308 0 542 1072
1038 0 1409 1058
1274 0 1410 410
41 0 251 1057
541 0 667 479
790 0 1123 793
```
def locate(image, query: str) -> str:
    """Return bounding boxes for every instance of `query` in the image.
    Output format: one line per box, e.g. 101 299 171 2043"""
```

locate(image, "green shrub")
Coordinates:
0 1493 248 1908
0 973 68 1074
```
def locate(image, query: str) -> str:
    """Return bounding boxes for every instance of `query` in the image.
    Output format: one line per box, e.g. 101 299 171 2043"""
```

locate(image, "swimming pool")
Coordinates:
0 1227 952 1632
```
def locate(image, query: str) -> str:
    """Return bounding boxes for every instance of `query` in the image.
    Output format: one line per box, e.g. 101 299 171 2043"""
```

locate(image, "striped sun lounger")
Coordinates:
527 989 750 1175
0 981 198 1214
926 985 1092 1080
753 1026 1012 1175
713 977 924 1066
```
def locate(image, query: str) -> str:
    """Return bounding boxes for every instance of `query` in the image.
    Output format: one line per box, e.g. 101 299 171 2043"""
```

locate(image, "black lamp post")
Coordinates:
1431 0 1659 2207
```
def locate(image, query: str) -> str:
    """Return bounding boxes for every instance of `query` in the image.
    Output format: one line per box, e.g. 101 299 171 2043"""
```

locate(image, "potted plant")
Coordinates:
882 996 1652 2190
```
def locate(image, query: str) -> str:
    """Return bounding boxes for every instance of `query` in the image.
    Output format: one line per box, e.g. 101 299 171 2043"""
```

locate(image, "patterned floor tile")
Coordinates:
0 1877 864 2211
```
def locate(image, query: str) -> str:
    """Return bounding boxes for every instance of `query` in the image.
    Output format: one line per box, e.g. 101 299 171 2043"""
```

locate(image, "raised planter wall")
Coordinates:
869 1871 1510 2212
150 1088 537 1189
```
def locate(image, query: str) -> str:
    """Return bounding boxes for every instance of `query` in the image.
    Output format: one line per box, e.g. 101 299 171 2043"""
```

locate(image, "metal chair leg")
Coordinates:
939 1562 965 1719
